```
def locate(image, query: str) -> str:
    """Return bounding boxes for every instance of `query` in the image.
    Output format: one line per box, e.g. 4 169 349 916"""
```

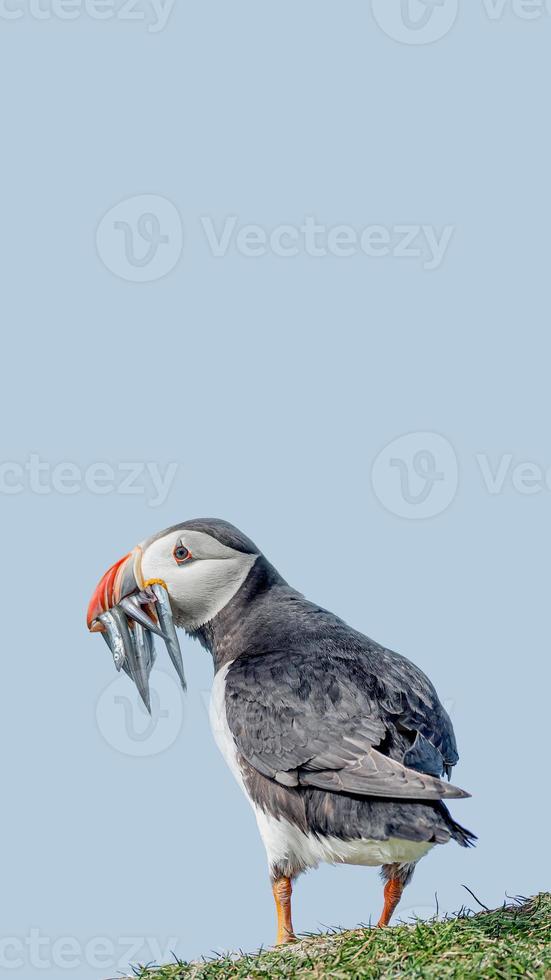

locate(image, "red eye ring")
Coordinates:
173 544 192 564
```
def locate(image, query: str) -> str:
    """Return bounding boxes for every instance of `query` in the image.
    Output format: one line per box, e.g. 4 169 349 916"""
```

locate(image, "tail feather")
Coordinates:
451 818 477 848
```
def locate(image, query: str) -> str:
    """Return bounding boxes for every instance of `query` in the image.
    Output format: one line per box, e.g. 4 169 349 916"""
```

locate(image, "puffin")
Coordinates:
87 518 475 945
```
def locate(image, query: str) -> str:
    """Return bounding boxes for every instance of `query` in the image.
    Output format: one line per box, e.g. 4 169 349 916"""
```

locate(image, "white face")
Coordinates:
139 528 258 632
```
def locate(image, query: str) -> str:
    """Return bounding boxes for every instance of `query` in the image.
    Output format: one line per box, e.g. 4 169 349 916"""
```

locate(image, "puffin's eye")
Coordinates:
173 544 191 564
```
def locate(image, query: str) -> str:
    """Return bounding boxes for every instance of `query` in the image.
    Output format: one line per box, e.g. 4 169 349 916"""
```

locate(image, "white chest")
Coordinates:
209 662 248 795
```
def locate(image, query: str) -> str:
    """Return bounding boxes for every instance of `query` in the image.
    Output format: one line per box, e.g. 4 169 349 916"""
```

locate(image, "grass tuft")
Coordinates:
130 892 551 979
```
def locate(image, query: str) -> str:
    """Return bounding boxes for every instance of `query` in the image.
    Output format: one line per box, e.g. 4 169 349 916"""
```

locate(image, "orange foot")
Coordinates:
377 877 404 928
272 876 297 945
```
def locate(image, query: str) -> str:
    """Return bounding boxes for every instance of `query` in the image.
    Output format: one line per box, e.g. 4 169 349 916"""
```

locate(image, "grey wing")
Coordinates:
225 649 469 802
373 644 459 780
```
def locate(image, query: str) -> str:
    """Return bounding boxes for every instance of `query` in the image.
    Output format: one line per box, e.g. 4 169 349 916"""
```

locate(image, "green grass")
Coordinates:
132 892 550 979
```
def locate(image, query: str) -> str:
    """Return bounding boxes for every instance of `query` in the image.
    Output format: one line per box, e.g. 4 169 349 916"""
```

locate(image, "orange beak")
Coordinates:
86 549 143 631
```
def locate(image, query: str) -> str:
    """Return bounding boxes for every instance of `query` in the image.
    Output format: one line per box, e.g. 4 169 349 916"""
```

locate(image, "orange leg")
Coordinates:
272 876 297 945
377 877 404 927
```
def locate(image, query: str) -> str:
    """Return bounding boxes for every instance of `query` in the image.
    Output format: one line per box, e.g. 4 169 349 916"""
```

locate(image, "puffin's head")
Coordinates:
86 519 260 710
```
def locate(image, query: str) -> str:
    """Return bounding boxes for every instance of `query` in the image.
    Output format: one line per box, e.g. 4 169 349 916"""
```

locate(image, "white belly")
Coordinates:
209 663 434 872
254 808 434 870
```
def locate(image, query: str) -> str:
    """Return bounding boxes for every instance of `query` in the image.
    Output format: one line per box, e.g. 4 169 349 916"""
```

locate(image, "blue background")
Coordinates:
1 2 549 977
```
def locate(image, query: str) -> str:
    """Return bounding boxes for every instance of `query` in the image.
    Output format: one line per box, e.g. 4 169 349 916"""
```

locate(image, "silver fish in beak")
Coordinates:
87 549 186 713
